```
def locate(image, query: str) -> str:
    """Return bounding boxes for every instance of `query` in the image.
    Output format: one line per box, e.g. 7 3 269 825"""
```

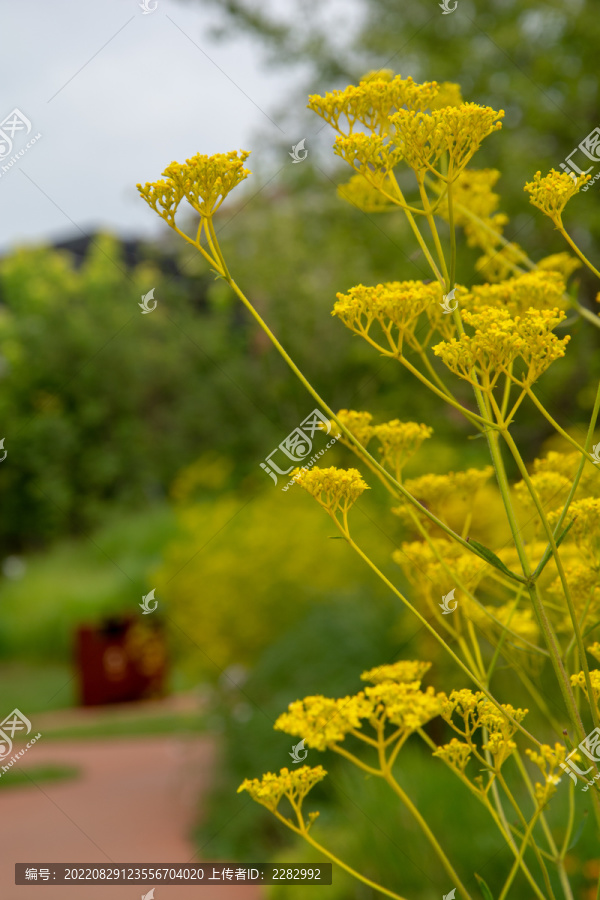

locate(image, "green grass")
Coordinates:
0 662 76 713
0 503 179 664
41 712 206 740
0 764 80 789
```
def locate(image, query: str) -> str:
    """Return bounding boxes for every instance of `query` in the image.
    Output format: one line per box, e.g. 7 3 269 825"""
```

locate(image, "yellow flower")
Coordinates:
429 82 463 110
537 252 581 280
332 280 440 354
390 103 504 180
588 643 600 665
333 133 402 187
514 471 572 522
392 468 494 530
570 669 600 702
136 177 184 226
433 307 524 388
433 737 472 773
524 169 590 224
515 308 570 383
433 306 570 390
331 409 374 448
337 174 394 212
395 539 486 601
361 660 432 685
438 168 503 229
137 150 251 223
238 765 327 813
547 564 600 633
526 743 571 804
532 450 598 497
372 420 433 477
364 682 444 731
467 271 567 317
274 694 374 751
308 74 439 135
291 466 369 515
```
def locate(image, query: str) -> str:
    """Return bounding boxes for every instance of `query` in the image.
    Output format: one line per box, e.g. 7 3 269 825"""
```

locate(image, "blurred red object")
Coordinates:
75 616 167 706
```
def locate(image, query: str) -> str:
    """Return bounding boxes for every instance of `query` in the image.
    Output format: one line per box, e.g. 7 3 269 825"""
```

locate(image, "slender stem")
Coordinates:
377 729 473 898
502 429 600 733
557 224 600 279
277 806 408 900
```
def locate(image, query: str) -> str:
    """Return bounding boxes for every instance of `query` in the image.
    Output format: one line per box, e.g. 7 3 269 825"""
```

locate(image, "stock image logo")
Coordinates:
139 589 158 614
0 438 6 462
591 442 600 464
289 139 308 163
0 708 32 759
0 108 32 161
260 409 336 487
439 589 458 615
139 0 158 13
289 739 308 763
560 125 600 191
139 288 157 314
440 288 458 314
0 107 41 178
439 0 457 13
560 726 600 791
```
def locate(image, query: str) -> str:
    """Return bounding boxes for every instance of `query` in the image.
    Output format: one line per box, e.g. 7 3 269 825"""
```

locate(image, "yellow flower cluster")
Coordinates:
525 743 569 804
237 765 327 813
433 737 472 773
548 498 600 558
391 104 504 180
467 271 567 317
429 81 463 110
333 133 402 187
275 694 373 751
441 690 527 769
532 450 598 497
337 174 394 212
275 660 443 751
514 471 571 524
332 409 375 448
360 659 432 685
395 539 486 604
435 167 529 282
547 564 600 634
524 169 590 224
291 466 369 515
433 307 570 390
537 252 581 280
394 467 494 525
137 150 251 223
372 420 433 477
365 681 444 731
570 669 600 703
331 410 433 477
332 280 440 354
308 73 440 135
588 643 600 664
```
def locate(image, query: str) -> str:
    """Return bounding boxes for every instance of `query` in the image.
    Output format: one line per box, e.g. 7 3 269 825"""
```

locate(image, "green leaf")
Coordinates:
475 873 495 900
532 518 576 580
467 538 526 583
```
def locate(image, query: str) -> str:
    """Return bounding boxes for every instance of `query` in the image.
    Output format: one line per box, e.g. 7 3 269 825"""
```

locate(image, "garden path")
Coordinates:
0 732 263 900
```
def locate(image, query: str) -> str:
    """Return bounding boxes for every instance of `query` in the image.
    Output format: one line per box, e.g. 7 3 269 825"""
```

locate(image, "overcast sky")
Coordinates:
0 0 310 252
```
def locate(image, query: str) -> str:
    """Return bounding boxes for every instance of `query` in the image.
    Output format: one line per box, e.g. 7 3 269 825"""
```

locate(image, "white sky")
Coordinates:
0 0 309 252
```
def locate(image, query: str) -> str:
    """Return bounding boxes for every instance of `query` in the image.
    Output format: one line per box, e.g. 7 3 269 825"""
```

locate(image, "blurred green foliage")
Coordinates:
154 452 398 680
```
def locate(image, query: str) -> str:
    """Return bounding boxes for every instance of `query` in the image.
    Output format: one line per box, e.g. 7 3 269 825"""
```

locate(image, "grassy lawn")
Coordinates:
0 764 80 790
0 503 179 664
